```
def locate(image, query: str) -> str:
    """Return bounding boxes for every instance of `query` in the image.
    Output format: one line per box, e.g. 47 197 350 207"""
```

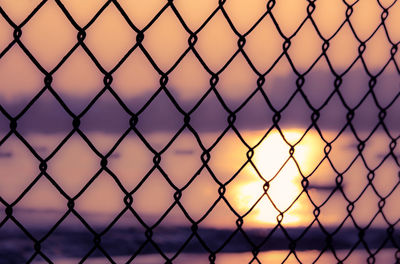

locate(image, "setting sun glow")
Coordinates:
231 130 322 226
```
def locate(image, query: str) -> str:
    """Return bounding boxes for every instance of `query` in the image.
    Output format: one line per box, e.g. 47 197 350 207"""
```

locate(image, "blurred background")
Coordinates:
0 0 399 263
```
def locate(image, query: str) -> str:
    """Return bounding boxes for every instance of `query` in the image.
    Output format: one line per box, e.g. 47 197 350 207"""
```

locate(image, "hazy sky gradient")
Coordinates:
0 0 398 102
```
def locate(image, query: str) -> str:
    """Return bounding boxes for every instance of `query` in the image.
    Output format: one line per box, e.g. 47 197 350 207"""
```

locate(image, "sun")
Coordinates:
231 129 318 226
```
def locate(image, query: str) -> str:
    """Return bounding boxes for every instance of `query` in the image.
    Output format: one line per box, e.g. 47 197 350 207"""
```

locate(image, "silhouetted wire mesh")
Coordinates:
0 0 399 263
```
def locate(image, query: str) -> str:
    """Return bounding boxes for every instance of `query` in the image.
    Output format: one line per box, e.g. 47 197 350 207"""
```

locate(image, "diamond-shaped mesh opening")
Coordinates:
180 169 218 221
46 134 99 196
326 23 360 71
188 91 229 147
244 15 283 72
14 176 67 237
160 131 203 188
106 132 154 190
168 51 211 107
52 47 103 105
263 57 298 110
234 91 274 136
350 0 382 41
135 90 183 136
301 61 334 108
112 48 160 100
196 11 238 71
20 1 77 70
131 170 175 226
79 90 131 152
0 0 399 263
142 7 189 71
287 20 323 70
316 93 348 135
363 27 393 73
209 131 248 183
218 54 258 109
84 3 136 70
74 171 126 229
225 164 263 215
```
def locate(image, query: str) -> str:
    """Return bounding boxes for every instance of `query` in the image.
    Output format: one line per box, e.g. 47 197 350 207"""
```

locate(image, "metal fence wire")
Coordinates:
0 0 400 263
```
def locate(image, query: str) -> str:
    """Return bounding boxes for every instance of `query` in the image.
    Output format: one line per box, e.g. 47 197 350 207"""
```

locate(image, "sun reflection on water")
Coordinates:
231 129 323 226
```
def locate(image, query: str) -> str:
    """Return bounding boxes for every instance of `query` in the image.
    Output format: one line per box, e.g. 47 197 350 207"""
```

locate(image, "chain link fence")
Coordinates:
0 0 399 263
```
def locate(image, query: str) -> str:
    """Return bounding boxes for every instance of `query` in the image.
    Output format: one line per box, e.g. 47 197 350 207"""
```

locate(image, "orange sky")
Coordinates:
0 0 399 101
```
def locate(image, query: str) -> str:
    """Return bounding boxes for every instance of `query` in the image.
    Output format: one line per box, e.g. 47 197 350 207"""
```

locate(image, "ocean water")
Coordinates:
0 128 399 263
32 249 400 264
